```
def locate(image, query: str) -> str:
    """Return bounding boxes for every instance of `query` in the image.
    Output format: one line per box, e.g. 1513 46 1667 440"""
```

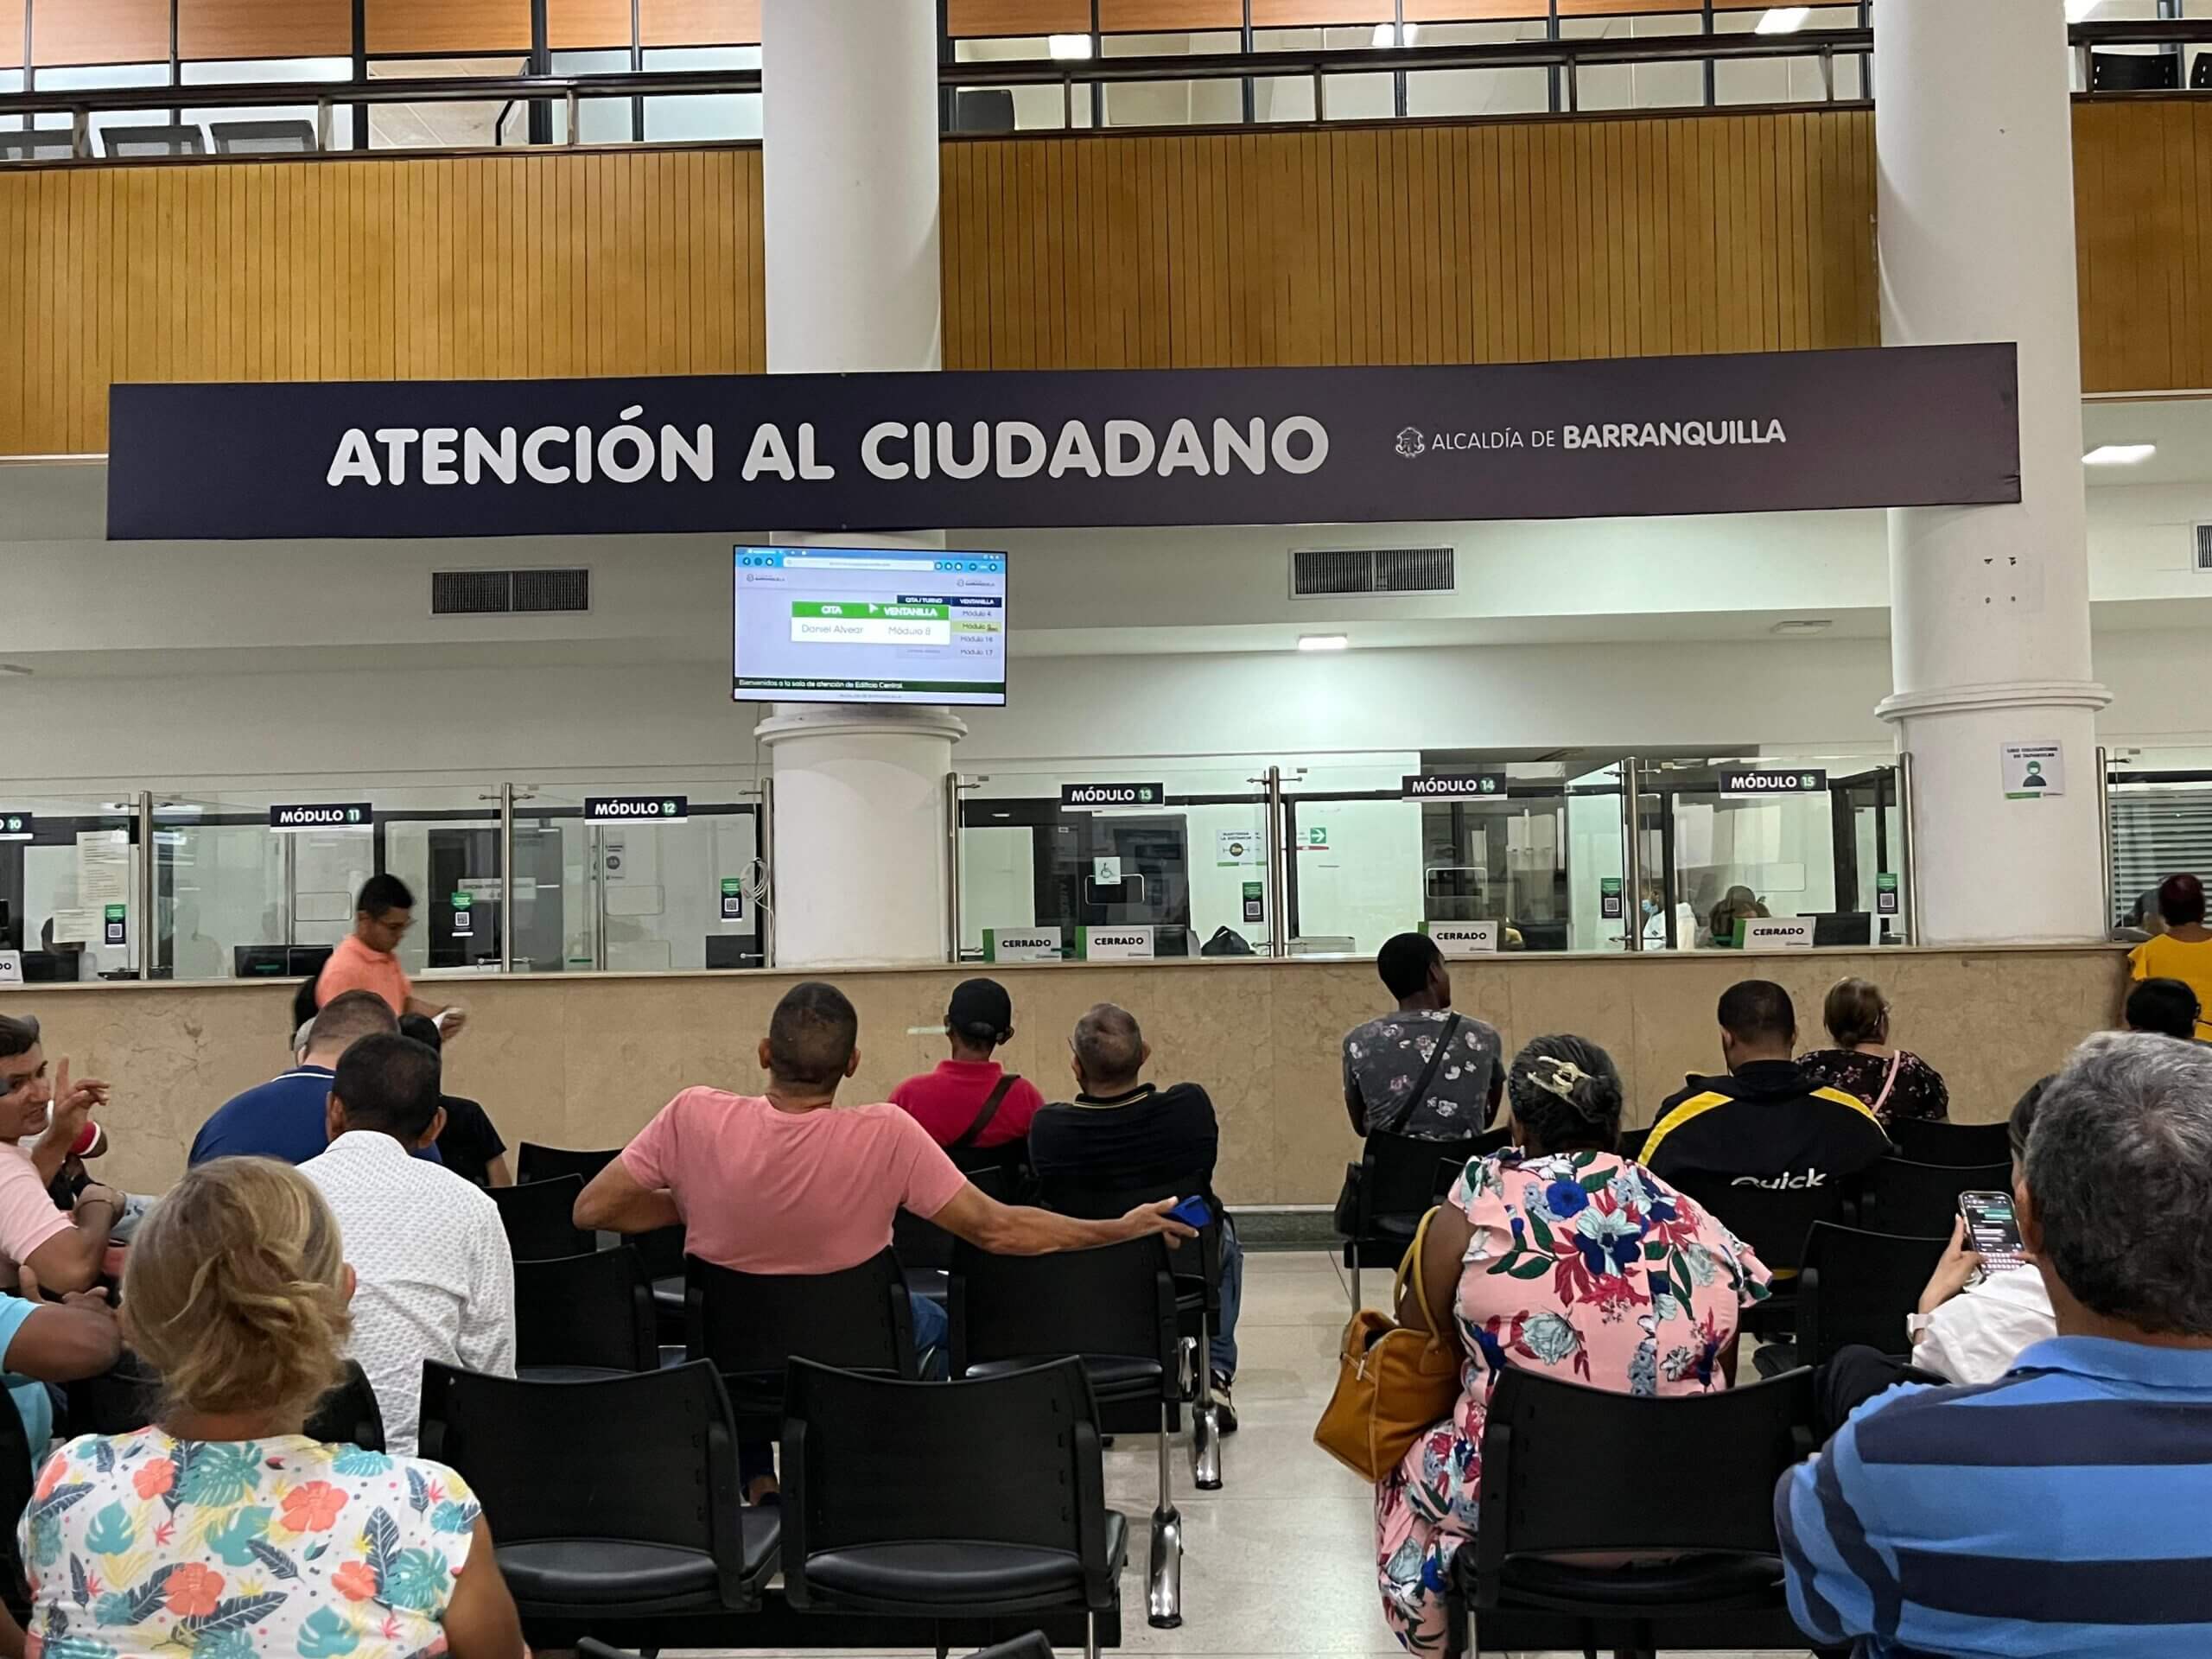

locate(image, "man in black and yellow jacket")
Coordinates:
1641 980 1891 1273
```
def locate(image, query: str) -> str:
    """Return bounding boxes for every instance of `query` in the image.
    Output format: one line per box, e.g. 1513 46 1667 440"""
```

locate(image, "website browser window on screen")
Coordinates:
733 547 1008 707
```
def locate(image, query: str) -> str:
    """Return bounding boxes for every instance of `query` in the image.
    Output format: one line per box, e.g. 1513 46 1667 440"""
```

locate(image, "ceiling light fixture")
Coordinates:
1755 7 1811 33
1047 32 1093 59
2083 442 2157 466
1770 619 1834 636
1298 633 1351 652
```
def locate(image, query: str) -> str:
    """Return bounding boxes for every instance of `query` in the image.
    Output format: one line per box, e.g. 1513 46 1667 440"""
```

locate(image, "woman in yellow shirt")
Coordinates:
2129 873 2212 1040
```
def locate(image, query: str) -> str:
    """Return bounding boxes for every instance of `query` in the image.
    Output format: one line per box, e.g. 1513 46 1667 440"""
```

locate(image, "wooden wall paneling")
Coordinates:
547 0 632 50
30 0 166 67
1101 1 1243 29
1403 2 1548 18
365 0 531 56
179 0 352 61
1250 0 1395 24
0 0 21 68
947 0 1089 38
637 0 759 50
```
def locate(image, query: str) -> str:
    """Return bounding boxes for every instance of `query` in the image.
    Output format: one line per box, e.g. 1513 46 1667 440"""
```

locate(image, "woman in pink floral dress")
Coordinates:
1374 1034 1773 1651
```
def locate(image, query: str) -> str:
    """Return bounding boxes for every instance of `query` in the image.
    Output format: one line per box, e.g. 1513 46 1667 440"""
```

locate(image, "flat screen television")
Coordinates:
732 546 1008 708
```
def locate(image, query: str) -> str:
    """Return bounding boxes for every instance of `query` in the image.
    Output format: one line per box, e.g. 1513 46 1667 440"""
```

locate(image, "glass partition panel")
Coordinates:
958 763 1271 961
2107 756 2212 932
154 785 508 982
518 782 764 973
1566 761 1630 954
1647 754 1908 950
0 797 144 983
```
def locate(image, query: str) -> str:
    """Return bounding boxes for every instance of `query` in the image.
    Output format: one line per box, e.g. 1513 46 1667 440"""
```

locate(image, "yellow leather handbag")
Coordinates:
1313 1205 1465 1482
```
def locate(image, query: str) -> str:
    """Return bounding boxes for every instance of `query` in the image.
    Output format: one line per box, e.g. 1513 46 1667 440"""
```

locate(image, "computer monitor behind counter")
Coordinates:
233 945 334 979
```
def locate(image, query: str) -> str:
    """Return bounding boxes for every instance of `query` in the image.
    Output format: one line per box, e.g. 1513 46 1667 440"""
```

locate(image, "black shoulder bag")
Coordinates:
948 1073 1021 1153
1332 1014 1465 1236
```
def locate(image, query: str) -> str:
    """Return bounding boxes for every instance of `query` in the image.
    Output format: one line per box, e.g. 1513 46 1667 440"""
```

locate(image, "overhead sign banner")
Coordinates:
270 803 372 833
584 795 689 825
0 814 30 843
106 346 2022 540
1403 774 1506 801
1061 783 1163 809
1718 768 1828 798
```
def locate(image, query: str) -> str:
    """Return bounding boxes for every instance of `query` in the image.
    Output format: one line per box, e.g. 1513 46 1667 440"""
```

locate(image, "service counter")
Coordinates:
24 945 2131 1204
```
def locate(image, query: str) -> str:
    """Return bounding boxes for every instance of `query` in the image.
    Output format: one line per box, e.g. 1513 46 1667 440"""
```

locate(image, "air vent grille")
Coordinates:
2195 524 2212 573
432 569 590 616
1292 546 1455 598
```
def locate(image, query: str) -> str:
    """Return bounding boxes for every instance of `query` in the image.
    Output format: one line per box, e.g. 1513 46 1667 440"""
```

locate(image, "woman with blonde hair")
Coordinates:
6 1158 525 1659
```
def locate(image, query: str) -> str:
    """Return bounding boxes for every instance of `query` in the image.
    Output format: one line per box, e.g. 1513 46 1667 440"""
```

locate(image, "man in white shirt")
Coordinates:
302 1031 514 1456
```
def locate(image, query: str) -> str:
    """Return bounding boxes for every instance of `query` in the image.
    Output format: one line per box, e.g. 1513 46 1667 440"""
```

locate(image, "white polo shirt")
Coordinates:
301 1129 515 1457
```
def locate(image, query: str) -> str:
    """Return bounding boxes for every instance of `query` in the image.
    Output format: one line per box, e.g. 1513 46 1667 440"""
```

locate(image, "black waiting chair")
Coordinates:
1857 1158 2011 1240
955 88 1018 133
0 1389 29 1623
685 1249 918 1451
2195 53 2212 91
1797 1222 1950 1369
515 1248 658 1382
894 1164 1021 1298
1887 1117 2012 1169
1618 1124 1651 1163
419 1360 777 1646
1339 1130 1490 1306
304 1360 388 1452
2090 48 2180 92
782 1356 1126 1659
1446 1365 1818 1655
516 1142 620 1186
1665 1165 1859 1346
950 1237 1187 1629
491 1173 594 1261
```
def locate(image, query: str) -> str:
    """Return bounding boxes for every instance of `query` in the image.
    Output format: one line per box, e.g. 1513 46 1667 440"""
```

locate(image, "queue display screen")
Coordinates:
732 546 1008 707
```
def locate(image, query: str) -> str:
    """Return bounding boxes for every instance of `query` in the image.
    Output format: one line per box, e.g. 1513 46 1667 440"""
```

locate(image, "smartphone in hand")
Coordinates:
1167 1194 1215 1230
1959 1190 2028 1274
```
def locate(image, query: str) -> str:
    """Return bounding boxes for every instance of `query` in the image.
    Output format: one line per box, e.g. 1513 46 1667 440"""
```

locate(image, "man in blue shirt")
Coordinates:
1777 1032 2212 1658
189 990 399 1166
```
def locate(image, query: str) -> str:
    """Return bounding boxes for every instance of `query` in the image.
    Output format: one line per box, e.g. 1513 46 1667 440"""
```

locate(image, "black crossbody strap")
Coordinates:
1384 1014 1464 1135
949 1073 1021 1152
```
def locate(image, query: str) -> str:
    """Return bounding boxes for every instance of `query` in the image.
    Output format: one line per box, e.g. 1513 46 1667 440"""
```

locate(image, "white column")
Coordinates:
1873 0 2110 945
756 0 957 967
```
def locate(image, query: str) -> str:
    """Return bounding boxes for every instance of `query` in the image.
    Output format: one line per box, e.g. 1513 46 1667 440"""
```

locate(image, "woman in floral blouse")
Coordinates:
4 1158 525 1659
1374 1034 1773 1652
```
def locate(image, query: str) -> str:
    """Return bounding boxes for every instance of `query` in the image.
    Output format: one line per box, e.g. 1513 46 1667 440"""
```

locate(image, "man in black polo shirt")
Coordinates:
1641 980 1891 1270
1029 1001 1243 1425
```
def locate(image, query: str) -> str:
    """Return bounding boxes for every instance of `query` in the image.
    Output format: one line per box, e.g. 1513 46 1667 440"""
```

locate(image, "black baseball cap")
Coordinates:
947 977 1014 1044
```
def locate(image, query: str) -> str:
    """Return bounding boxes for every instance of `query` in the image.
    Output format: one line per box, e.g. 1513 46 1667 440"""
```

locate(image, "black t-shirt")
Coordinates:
1027 1081 1220 1221
435 1093 508 1187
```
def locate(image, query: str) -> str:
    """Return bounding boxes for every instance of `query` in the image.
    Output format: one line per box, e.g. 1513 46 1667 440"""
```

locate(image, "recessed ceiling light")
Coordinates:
0 664 29 677
1046 32 1092 59
2084 443 2156 466
1756 7 1811 34
1298 633 1350 652
1770 619 1834 636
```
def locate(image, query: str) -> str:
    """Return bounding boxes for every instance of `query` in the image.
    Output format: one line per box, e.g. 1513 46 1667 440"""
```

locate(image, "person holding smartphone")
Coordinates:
1906 1078 2057 1384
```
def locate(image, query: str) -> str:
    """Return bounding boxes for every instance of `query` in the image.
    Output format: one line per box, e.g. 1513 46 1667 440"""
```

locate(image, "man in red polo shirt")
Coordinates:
891 978 1044 1166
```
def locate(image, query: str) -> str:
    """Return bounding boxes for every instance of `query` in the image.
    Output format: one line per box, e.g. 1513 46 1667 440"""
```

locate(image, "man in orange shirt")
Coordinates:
315 875 467 1036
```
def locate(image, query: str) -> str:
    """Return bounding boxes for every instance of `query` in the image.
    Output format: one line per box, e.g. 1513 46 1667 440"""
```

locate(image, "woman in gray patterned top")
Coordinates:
1342 932 1505 1140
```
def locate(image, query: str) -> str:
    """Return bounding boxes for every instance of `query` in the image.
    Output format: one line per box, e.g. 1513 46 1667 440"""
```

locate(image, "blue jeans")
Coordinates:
737 1293 950 1493
1210 1219 1243 1382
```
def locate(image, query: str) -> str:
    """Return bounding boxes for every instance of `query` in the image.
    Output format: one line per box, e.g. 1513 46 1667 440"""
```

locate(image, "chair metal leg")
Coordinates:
1147 1418 1184 1628
1191 1309 1224 1491
1350 1259 1363 1313
1084 1610 1100 1659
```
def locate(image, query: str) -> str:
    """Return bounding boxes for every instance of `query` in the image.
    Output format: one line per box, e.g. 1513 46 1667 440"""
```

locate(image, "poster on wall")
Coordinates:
108 346 2022 540
2001 741 2065 800
1217 830 1265 867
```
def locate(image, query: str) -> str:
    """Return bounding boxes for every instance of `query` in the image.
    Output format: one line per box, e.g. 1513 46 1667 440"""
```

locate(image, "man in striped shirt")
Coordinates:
1776 1033 2212 1658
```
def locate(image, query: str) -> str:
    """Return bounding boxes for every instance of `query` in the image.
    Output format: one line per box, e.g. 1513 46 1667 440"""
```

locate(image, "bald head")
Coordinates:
1072 1003 1148 1096
302 990 399 1067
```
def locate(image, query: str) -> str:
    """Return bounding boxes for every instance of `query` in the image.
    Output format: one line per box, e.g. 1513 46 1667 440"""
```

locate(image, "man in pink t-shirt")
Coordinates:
577 980 1193 1504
